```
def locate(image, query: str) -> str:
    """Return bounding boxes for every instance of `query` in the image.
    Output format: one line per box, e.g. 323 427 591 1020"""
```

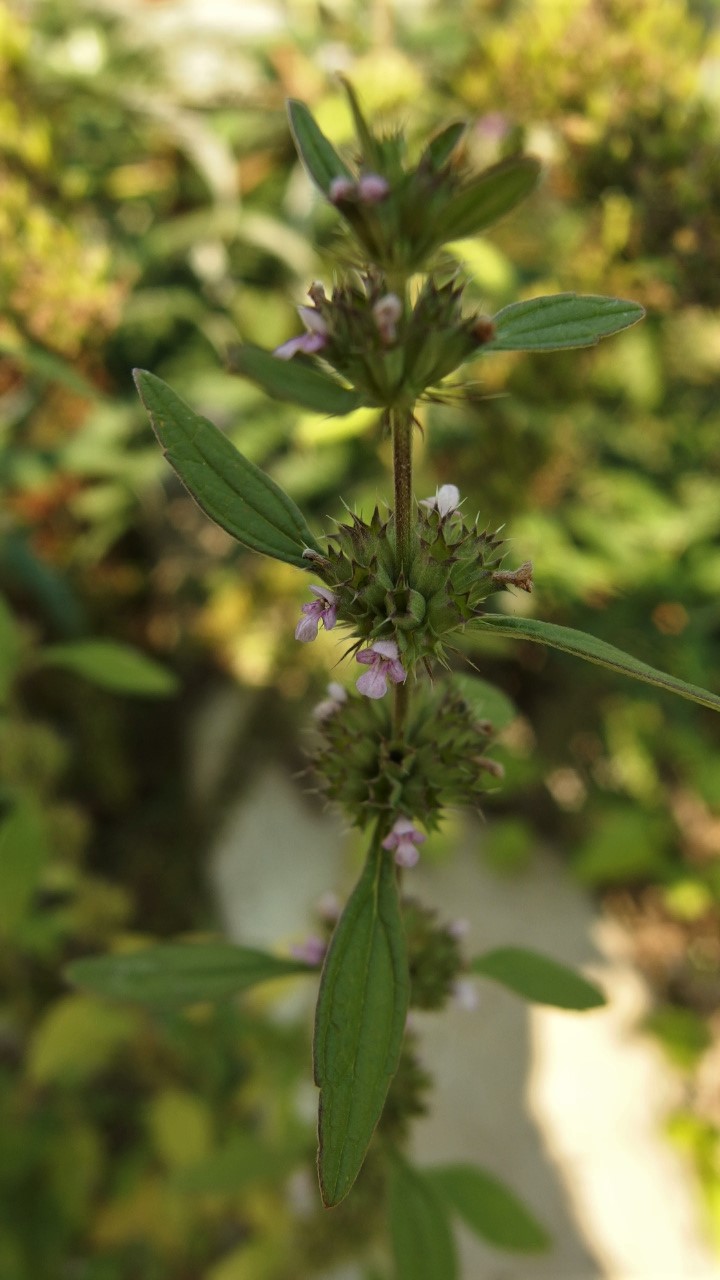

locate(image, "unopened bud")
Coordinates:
492 560 533 593
329 176 357 204
372 293 403 345
357 173 390 204
475 756 505 780
307 281 327 306
472 315 496 345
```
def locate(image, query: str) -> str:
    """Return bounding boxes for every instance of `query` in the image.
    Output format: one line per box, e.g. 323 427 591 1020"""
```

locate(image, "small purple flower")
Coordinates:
355 638 406 699
328 176 357 204
419 484 461 518
290 935 327 966
357 173 390 204
295 585 338 643
312 681 348 721
274 306 329 361
372 293 402 345
382 817 426 868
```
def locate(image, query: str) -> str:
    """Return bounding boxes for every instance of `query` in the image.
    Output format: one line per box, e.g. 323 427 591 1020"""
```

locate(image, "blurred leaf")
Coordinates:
314 837 409 1207
473 614 720 713
646 1006 712 1071
419 122 466 172
287 99 353 195
428 1164 550 1252
388 1153 458 1280
173 1135 298 1194
0 798 50 936
134 370 320 567
66 942 314 1006
229 343 367 415
574 808 670 885
470 947 605 1010
422 156 540 250
148 1090 213 1170
451 672 517 731
339 76 382 169
28 995 137 1084
37 640 178 696
0 594 23 707
486 293 645 351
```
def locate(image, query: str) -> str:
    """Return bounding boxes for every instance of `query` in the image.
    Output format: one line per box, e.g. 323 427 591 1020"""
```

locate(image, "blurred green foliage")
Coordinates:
2 0 720 1272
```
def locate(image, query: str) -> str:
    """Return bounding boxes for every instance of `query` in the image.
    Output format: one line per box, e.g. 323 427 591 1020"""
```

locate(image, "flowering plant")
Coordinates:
71 83 720 1269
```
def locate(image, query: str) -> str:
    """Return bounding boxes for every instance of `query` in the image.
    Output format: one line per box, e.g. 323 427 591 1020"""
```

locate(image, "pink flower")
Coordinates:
355 638 406 699
419 484 461 518
312 681 348 721
328 176 357 204
274 306 329 361
290 935 327 966
357 173 390 203
382 817 426 868
295 585 338 642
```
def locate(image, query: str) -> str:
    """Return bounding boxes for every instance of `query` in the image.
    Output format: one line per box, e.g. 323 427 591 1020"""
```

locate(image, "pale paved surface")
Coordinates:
209 764 720 1280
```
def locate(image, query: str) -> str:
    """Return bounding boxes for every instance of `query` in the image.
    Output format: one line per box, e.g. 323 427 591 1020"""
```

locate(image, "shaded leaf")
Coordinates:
173 1135 298 1194
229 342 367 415
339 76 382 169
486 292 645 351
66 942 313 1007
0 799 50 936
0 593 22 707
314 837 409 1207
473 614 720 713
470 947 605 1010
37 640 178 697
451 672 517 731
423 156 540 250
389 1153 458 1280
287 98 353 195
134 369 319 567
429 1164 550 1253
419 122 466 172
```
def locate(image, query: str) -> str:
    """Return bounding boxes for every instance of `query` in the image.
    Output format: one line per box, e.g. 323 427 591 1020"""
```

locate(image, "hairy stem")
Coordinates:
391 406 414 739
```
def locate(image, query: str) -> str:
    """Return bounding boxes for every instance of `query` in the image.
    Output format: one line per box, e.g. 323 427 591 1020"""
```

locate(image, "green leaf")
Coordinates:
473 614 720 713
0 594 22 707
0 799 51 937
470 947 605 1010
65 942 314 1006
423 156 540 249
287 98 354 195
419 122 466 172
338 77 382 169
134 369 320 567
389 1153 458 1280
229 342 367 415
28 994 138 1085
429 1164 550 1253
314 836 409 1207
451 672 517 731
173 1135 298 1193
485 292 645 351
37 640 178 696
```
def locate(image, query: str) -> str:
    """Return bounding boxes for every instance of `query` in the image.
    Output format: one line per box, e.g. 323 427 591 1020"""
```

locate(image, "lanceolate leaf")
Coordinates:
473 614 720 713
37 640 178 697
229 343 367 415
314 836 409 1207
339 76 382 170
428 1164 550 1253
485 292 645 351
419 122 466 173
134 370 320 568
470 947 605 1010
287 99 354 195
66 942 314 1007
388 1153 458 1280
423 156 540 251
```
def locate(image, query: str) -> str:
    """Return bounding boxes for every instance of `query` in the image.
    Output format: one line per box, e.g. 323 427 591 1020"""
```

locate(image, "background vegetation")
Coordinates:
1 0 719 1275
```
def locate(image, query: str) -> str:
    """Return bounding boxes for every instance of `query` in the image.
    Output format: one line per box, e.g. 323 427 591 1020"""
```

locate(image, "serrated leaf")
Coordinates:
422 156 540 251
473 614 720 713
451 672 517 731
389 1153 458 1280
134 369 319 567
0 799 50 936
66 942 313 1006
287 98 353 195
470 947 605 1010
486 292 645 351
419 122 466 172
429 1164 550 1253
229 343 367 415
37 640 178 696
314 837 409 1207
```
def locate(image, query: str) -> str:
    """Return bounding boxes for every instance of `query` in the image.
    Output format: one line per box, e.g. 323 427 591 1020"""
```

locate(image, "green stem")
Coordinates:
391 405 414 739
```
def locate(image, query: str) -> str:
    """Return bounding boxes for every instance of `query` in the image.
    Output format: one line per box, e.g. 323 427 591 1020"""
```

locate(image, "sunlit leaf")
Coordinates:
134 370 320 567
229 343 367 415
486 293 645 351
37 640 178 696
66 942 314 1006
287 99 353 195
470 947 605 1010
429 1164 550 1252
314 837 409 1207
29 995 138 1085
389 1153 458 1280
473 614 720 713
